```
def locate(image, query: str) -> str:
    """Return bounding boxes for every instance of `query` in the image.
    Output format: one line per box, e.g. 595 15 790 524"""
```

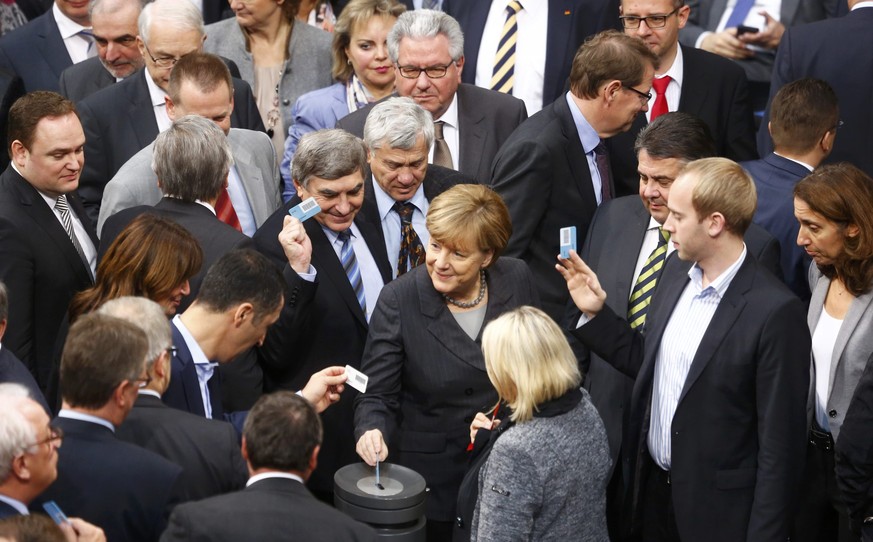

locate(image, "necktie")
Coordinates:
78 28 96 58
650 76 671 120
55 195 93 280
215 189 242 232
393 202 425 276
594 142 612 203
339 229 367 314
725 0 755 29
628 228 670 329
433 121 453 169
490 1 523 94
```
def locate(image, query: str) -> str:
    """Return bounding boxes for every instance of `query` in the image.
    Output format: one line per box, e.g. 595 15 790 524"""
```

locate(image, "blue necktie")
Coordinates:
725 0 755 29
339 229 367 314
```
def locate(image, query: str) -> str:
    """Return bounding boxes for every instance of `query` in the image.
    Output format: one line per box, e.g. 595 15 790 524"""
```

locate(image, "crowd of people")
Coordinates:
0 0 871 541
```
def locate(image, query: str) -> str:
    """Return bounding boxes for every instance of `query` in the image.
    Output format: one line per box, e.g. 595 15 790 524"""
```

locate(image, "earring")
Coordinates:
347 59 352 65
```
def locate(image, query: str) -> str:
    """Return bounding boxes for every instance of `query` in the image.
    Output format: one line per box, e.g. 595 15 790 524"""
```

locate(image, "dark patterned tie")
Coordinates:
339 229 366 313
393 201 425 276
594 141 612 203
627 228 670 329
55 195 93 280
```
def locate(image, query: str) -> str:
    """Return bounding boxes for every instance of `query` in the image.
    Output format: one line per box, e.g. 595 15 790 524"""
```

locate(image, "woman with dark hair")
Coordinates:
792 163 873 542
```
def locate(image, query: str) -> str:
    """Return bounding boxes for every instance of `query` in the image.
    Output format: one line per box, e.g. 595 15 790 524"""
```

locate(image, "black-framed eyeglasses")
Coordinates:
142 42 192 69
622 84 653 102
397 62 455 79
28 424 63 451
620 8 680 29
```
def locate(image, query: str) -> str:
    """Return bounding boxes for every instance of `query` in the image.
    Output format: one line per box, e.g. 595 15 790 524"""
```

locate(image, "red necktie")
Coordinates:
215 189 242 232
650 76 671 120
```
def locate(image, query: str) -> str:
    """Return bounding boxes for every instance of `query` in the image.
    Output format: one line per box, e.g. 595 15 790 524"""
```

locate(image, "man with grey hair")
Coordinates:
75 0 264 224
253 129 392 501
59 0 145 103
360 96 475 278
337 9 527 185
0 283 48 413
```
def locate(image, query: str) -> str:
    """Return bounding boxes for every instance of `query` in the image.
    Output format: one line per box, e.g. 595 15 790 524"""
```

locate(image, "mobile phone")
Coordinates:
736 25 759 36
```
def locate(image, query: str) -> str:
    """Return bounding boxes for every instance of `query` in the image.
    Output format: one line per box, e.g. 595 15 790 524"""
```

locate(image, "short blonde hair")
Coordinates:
482 306 581 423
684 157 756 235
425 185 511 263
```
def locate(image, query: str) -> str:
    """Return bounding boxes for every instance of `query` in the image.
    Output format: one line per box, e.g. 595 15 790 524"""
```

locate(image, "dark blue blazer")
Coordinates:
443 0 621 107
0 10 70 92
743 152 812 301
0 500 21 519
0 347 50 413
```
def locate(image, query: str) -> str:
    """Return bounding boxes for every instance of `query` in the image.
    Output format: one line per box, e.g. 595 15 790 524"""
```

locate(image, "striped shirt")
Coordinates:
648 246 747 470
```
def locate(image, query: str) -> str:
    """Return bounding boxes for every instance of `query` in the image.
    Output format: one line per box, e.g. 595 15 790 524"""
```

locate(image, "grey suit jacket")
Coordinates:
806 265 873 442
203 17 333 137
97 128 281 236
58 56 115 103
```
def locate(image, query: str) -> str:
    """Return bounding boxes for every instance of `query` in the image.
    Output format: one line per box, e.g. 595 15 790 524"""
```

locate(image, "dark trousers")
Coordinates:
641 455 681 542
792 430 859 542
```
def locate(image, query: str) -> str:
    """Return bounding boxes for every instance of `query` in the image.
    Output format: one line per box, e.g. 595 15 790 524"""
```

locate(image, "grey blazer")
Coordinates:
58 56 115 103
203 17 333 137
97 128 281 236
807 265 873 441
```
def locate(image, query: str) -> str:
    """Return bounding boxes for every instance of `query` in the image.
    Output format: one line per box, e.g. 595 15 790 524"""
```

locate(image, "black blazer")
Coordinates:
0 166 96 391
354 258 540 522
607 45 758 197
0 68 25 171
58 56 116 103
161 476 376 541
573 253 809 541
443 0 621 108
35 417 184 542
0 346 50 413
76 69 266 225
254 201 391 495
117 393 248 501
0 10 70 92
336 84 527 185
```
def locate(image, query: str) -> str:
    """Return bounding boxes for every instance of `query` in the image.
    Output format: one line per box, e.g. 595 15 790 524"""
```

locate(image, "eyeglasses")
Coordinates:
397 62 455 79
620 8 680 29
142 42 192 69
28 425 63 452
622 84 653 102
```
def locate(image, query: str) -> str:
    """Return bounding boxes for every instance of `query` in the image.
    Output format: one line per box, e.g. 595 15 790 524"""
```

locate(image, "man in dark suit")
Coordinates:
359 97 475 277
76 0 264 225
0 283 49 412
36 313 184 542
337 9 527 185
757 0 873 179
162 391 376 542
492 30 657 320
58 0 143 103
561 157 809 541
100 297 248 501
607 0 757 196
443 0 621 114
744 78 837 301
254 129 391 500
0 0 91 93
0 91 97 394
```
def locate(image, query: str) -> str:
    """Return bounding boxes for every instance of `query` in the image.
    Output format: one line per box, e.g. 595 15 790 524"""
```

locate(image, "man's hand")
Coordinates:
700 29 755 59
279 215 313 274
556 250 607 318
300 366 347 413
356 429 388 466
737 11 784 49
60 518 106 542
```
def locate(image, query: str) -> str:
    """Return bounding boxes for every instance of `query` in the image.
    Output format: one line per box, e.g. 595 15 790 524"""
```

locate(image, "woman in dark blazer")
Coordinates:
354 184 539 541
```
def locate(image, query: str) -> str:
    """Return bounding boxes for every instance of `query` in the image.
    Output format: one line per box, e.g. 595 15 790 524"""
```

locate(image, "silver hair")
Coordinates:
0 384 36 483
151 115 232 202
138 0 204 46
386 9 464 64
0 280 7 322
364 97 434 151
292 129 367 190
97 297 172 371
90 0 143 18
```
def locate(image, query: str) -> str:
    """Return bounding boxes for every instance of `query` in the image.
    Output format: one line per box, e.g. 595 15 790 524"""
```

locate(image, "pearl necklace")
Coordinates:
443 270 487 308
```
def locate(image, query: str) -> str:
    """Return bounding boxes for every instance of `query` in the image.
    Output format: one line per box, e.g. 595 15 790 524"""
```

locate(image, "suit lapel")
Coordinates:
360 175 386 249
128 72 160 149
306 220 369 327
229 132 269 225
456 85 487 179
605 201 651 312
764 152 811 179
677 46 710 114
555 97 599 219
171 323 207 417
827 288 873 394
37 13 73 81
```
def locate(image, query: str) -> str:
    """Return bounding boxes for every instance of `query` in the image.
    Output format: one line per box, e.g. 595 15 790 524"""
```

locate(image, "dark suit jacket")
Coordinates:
491 94 599 320
573 253 809 541
160 476 376 542
744 153 812 300
35 417 184 542
0 346 50 413
58 56 115 103
354 258 540 522
607 45 758 196
0 500 21 519
836 351 873 528
0 68 24 171
0 166 96 392
336 84 527 185
0 10 70 92
443 0 621 107
76 69 265 225
758 6 873 179
117 393 247 501
163 321 224 419
254 203 391 495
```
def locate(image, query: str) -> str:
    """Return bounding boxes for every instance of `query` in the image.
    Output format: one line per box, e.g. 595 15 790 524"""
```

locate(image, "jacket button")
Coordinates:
464 388 473 396
456 517 463 528
829 409 838 418
282 99 290 106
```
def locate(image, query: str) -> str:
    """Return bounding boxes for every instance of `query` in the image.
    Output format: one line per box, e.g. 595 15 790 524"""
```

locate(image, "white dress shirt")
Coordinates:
52 3 94 64
429 94 460 171
373 178 430 279
144 72 172 133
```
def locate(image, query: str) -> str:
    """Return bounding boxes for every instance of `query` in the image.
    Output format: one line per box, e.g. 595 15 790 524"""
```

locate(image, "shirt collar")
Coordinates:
565 91 601 154
687 244 747 298
172 315 216 368
852 1 873 9
247 472 304 487
659 42 684 87
52 3 89 39
372 174 428 222
10 162 62 208
143 70 169 108
773 152 815 172
58 409 115 432
322 222 363 246
137 389 162 399
436 92 459 128
0 494 28 515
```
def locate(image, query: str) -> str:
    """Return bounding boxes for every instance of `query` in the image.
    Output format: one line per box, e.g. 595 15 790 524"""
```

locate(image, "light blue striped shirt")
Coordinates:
648 246 747 470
